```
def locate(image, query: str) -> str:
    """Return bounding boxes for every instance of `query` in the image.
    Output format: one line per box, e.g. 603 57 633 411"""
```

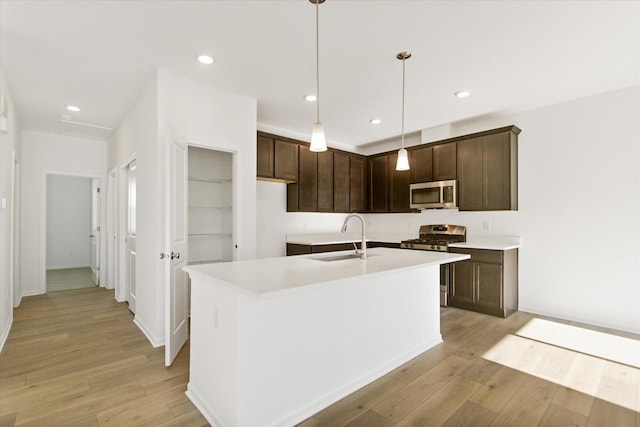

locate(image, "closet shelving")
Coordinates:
187 147 234 266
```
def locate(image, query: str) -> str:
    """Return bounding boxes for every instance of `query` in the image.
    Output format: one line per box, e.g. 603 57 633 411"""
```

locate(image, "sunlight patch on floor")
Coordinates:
482 319 640 412
516 318 640 368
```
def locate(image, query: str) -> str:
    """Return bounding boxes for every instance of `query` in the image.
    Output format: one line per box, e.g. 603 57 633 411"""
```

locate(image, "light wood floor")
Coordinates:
0 287 206 426
1 287 638 426
46 267 95 292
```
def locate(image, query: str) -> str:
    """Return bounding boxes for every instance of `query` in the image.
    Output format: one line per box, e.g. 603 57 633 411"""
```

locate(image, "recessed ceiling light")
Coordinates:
304 94 317 102
197 55 214 65
454 90 470 98
370 119 382 125
66 105 80 112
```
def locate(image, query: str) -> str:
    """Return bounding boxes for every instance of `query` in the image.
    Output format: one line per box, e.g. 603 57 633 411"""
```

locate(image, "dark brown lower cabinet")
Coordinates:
286 241 400 256
449 248 518 318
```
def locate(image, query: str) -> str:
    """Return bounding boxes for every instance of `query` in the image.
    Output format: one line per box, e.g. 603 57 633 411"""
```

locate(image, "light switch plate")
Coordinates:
1 197 6 209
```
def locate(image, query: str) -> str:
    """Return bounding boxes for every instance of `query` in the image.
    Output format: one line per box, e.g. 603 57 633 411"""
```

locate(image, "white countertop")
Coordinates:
183 247 469 299
286 232 415 245
449 236 521 251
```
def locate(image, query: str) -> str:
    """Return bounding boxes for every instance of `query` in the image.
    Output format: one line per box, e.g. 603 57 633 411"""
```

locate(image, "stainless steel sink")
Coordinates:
310 253 378 262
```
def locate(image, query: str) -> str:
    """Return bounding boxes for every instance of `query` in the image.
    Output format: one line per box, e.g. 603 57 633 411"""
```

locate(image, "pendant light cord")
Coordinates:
401 56 405 149
315 1 320 124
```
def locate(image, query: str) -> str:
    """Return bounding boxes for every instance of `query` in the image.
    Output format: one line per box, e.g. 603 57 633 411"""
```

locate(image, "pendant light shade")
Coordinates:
309 0 327 152
396 148 410 170
396 51 411 171
310 122 326 152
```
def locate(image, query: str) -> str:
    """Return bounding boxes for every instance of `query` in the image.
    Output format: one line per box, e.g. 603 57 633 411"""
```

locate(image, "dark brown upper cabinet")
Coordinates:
457 137 484 211
457 127 519 211
317 151 334 212
388 152 411 212
333 152 350 212
257 134 298 183
409 146 433 183
268 125 519 214
432 143 457 181
257 135 274 178
349 156 366 213
274 140 298 181
408 142 455 183
297 145 318 211
368 155 389 212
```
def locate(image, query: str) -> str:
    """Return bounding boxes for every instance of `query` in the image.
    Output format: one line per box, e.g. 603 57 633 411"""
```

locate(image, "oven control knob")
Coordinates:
431 244 436 250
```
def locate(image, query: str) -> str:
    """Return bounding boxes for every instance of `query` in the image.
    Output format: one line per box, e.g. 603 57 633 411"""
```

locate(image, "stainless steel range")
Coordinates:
400 224 467 306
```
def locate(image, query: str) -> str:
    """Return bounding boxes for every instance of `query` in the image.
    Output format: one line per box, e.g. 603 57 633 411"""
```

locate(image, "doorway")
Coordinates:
124 159 137 313
45 174 100 292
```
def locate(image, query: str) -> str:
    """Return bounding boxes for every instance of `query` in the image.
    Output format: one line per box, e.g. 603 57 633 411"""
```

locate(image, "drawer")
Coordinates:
449 248 503 264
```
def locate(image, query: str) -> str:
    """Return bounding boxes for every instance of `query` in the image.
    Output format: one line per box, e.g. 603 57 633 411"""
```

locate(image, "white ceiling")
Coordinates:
1 1 639 148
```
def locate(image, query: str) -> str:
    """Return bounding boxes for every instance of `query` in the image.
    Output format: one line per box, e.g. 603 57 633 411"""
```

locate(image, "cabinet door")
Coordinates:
350 156 365 212
388 152 411 212
274 140 298 181
483 132 511 210
457 137 483 211
369 155 389 212
410 146 433 183
298 145 318 211
257 136 274 178
433 143 457 180
334 152 350 212
475 262 503 312
317 151 334 212
451 260 474 305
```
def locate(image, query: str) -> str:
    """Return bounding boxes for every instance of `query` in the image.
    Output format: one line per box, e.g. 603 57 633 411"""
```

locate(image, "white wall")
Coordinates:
256 86 640 334
108 73 158 342
0 71 21 352
256 181 348 259
19 130 107 296
46 175 92 269
109 69 256 346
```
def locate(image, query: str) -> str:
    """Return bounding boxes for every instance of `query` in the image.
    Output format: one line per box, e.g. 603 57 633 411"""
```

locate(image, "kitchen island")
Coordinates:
183 248 469 427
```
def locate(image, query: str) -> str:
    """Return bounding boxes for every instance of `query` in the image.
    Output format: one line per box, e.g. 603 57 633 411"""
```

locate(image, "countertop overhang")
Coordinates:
183 247 469 299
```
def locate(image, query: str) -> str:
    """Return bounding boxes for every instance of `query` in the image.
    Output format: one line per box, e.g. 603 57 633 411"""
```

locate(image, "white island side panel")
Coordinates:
187 264 442 427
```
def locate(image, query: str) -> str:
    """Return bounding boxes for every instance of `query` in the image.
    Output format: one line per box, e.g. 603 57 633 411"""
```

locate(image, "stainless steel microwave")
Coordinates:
410 180 457 209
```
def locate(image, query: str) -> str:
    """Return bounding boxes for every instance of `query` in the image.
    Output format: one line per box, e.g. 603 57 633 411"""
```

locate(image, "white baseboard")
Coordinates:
186 385 226 427
46 264 91 270
0 316 13 353
133 316 164 348
518 305 640 336
114 293 126 302
20 289 44 297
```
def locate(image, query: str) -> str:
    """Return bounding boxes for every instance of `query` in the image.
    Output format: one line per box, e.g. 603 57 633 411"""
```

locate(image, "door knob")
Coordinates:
160 253 169 259
171 251 181 260
89 234 95 238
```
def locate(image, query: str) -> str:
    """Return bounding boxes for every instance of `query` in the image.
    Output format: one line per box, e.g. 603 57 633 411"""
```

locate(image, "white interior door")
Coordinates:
106 169 117 290
126 161 137 313
164 133 189 366
90 178 100 285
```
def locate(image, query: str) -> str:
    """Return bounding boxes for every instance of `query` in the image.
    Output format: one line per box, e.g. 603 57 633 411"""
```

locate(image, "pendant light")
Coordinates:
395 51 411 171
309 0 327 152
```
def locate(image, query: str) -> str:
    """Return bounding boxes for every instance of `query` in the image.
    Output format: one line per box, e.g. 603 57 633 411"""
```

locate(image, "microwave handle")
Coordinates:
440 184 444 203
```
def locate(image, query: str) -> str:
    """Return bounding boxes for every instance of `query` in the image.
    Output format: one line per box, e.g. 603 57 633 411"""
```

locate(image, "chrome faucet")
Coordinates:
341 214 367 259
